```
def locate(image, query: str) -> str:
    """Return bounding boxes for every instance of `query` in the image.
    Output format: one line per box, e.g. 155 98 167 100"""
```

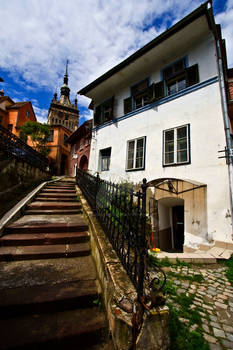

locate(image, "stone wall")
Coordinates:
0 156 50 215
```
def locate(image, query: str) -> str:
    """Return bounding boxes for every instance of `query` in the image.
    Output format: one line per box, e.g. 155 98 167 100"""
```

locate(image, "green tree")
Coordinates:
19 121 51 157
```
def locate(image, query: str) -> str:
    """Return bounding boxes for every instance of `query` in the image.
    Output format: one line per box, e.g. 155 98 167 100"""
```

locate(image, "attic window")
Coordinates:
26 111 30 118
163 59 199 95
94 97 114 126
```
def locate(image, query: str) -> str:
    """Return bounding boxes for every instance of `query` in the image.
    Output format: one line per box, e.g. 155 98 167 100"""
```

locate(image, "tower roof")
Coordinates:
60 60 71 105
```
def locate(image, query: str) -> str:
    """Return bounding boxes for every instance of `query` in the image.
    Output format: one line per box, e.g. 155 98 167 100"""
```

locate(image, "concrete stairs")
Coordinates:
0 179 109 349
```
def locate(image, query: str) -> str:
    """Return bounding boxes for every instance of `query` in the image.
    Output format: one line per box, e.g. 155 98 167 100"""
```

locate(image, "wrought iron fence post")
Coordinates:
138 178 147 299
95 172 100 211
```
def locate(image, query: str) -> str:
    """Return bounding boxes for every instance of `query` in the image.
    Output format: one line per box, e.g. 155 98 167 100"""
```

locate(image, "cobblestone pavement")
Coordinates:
166 264 233 350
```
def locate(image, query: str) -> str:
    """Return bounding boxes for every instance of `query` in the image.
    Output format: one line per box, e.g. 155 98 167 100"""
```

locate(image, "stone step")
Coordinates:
0 307 107 350
0 242 91 261
6 220 88 234
0 279 98 317
0 231 89 246
41 189 77 193
27 201 81 210
46 184 75 189
35 197 77 202
25 209 82 215
38 193 77 198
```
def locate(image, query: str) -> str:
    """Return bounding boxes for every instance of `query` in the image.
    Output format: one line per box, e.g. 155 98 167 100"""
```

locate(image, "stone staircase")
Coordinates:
0 179 110 350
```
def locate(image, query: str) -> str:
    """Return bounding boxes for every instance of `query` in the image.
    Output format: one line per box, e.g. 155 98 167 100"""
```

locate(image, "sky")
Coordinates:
0 0 233 126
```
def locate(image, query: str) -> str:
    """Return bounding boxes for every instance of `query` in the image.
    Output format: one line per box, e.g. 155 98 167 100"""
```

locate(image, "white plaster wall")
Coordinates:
111 32 218 119
88 82 232 243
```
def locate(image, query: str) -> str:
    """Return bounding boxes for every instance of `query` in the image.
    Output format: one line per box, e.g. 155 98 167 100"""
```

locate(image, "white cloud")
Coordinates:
216 0 233 67
32 105 48 123
0 0 232 116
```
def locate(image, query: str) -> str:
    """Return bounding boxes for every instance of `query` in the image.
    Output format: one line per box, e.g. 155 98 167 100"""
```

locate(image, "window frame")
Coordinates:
126 136 146 171
99 147 111 172
163 124 190 167
48 130 54 142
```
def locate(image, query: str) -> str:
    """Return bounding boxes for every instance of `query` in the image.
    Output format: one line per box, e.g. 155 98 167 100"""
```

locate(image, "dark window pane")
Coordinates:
177 126 187 139
165 152 174 164
177 150 188 163
165 130 174 142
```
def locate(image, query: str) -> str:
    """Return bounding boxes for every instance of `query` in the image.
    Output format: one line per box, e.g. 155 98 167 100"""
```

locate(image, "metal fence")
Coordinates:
76 168 148 298
0 125 49 172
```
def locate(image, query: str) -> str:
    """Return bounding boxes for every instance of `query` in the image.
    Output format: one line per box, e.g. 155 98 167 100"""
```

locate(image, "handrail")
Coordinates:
0 125 49 172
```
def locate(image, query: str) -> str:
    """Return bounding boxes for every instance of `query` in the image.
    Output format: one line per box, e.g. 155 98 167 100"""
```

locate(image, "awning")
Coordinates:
147 178 206 195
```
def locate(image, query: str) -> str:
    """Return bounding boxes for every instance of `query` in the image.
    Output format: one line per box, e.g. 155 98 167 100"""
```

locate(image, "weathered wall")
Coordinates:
76 185 170 350
0 156 50 210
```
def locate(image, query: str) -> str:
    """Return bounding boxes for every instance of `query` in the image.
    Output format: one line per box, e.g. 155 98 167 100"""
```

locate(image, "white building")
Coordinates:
78 2 233 252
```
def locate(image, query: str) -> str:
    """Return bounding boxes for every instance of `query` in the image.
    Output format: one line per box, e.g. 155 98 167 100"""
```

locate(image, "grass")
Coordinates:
225 255 233 286
151 256 210 350
167 270 204 283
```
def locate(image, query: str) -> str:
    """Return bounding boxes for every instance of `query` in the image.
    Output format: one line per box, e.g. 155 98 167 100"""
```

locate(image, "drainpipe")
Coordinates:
214 30 233 229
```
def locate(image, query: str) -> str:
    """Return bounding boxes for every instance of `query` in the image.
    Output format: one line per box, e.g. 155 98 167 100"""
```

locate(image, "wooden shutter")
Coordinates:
94 105 101 126
186 64 199 87
124 96 133 114
154 81 164 100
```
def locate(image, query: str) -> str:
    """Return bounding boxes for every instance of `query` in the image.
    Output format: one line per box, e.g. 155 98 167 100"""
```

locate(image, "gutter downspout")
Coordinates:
211 7 233 231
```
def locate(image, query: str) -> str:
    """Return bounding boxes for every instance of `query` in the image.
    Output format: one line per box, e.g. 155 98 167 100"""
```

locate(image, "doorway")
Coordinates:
157 197 184 252
60 154 67 175
172 205 184 251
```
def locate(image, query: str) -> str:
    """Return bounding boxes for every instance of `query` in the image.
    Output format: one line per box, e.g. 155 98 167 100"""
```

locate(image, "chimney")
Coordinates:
0 89 4 97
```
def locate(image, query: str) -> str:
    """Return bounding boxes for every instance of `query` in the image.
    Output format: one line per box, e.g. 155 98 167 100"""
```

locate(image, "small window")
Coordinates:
163 59 199 96
26 111 30 118
163 125 190 166
80 140 83 150
126 137 146 171
99 148 111 171
64 134 68 144
94 97 114 126
48 130 54 142
58 111 63 118
8 124 13 132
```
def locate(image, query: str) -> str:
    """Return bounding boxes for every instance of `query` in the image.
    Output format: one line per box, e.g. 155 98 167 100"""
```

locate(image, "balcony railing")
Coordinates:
0 125 49 172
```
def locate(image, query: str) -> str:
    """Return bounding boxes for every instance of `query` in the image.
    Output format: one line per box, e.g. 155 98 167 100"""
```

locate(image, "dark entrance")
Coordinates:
172 205 184 251
60 154 67 175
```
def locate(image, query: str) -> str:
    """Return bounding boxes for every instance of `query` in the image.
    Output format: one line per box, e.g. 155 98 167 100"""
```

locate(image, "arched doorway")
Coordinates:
79 155 88 171
147 178 207 253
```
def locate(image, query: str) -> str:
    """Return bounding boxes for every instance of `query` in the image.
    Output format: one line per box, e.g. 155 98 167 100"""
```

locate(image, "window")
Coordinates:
163 59 199 96
80 140 83 150
64 133 68 144
8 124 13 132
26 111 30 118
163 125 190 166
123 60 199 115
58 111 63 118
126 137 146 171
99 148 111 171
94 97 114 126
48 130 54 142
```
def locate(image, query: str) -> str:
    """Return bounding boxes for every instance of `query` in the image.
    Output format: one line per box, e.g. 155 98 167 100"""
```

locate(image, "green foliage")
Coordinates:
225 255 233 286
168 305 209 350
167 271 204 283
19 121 51 157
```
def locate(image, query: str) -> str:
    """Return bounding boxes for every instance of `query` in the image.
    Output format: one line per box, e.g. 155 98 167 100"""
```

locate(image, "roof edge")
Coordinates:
78 1 213 96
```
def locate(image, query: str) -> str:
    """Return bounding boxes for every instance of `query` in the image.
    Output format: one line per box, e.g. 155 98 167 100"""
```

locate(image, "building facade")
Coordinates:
47 125 71 175
78 2 233 251
0 90 37 135
66 119 92 176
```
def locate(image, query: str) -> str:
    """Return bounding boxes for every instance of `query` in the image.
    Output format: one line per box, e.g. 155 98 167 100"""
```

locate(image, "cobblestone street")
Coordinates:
166 264 233 349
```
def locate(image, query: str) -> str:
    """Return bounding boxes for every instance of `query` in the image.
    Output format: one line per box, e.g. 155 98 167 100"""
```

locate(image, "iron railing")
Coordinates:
76 168 148 298
0 125 49 172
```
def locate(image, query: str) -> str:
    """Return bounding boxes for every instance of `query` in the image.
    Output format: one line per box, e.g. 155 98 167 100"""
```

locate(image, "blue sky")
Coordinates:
0 0 232 126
